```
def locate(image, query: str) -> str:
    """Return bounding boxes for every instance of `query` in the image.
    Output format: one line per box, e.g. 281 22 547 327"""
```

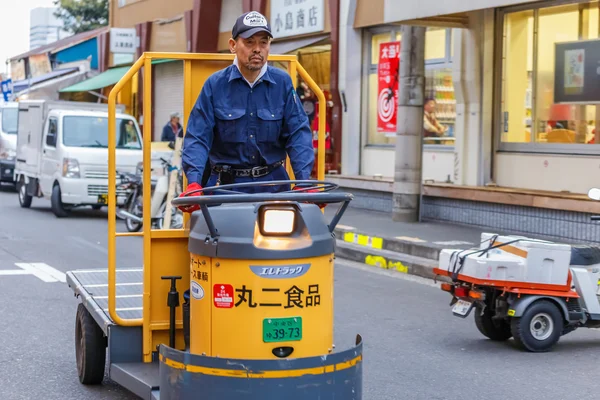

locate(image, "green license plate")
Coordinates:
263 317 302 343
97 194 108 204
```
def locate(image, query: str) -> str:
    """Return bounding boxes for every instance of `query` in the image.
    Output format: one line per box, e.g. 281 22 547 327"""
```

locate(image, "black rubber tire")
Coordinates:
474 305 512 341
91 205 102 210
75 303 106 384
51 184 69 218
17 178 32 208
510 300 563 352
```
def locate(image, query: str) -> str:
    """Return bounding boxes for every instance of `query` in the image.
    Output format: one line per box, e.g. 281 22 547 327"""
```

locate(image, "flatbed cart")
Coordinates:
433 195 600 353
65 53 363 399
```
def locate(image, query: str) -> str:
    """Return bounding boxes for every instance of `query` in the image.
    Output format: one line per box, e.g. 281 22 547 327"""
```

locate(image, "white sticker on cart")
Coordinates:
191 281 205 300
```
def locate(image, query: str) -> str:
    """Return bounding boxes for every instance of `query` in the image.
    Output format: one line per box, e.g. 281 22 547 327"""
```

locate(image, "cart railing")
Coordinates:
107 52 326 361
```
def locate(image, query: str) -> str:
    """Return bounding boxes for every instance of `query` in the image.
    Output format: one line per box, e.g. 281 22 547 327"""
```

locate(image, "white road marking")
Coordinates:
336 224 356 231
0 270 30 276
434 241 474 246
13 263 66 283
73 268 143 274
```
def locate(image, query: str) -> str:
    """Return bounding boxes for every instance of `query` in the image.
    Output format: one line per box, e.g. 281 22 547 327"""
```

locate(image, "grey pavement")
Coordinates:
2 183 600 399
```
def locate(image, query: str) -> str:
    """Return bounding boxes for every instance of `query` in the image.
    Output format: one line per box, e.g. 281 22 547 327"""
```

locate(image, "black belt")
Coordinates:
212 160 284 178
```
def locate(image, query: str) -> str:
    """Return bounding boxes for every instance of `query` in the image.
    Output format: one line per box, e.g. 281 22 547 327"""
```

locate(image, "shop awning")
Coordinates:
270 34 329 55
59 59 178 93
59 65 131 93
13 67 80 93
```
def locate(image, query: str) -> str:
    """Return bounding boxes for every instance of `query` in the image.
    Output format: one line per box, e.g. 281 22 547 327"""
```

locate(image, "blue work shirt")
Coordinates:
182 62 314 185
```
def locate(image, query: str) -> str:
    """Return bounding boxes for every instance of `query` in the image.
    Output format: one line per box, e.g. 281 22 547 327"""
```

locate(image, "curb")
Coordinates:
335 240 451 283
332 226 474 263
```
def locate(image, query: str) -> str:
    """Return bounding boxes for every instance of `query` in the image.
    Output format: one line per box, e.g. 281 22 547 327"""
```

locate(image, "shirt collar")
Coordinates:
230 56 275 86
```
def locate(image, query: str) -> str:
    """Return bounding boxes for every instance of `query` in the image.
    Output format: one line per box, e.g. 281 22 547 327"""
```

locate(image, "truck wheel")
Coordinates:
511 300 563 352
18 178 32 208
474 305 512 341
75 303 106 384
51 184 69 218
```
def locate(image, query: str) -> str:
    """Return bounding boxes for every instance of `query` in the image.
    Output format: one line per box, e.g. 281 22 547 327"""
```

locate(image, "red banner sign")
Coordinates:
377 41 401 135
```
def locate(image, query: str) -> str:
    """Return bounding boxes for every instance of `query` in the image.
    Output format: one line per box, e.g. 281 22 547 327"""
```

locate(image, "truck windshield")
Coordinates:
1 108 18 134
62 116 142 149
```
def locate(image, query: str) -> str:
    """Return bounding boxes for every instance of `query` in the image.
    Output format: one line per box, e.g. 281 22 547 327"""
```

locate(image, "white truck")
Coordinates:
0 102 18 186
14 100 143 217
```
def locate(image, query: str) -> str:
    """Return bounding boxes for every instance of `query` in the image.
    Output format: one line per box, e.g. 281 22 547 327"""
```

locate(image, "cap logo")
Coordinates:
243 11 268 27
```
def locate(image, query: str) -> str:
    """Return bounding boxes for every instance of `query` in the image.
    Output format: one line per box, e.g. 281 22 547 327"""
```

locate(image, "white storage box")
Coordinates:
437 233 572 286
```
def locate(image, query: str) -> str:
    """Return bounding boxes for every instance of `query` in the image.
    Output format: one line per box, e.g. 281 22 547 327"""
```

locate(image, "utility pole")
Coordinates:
392 25 426 222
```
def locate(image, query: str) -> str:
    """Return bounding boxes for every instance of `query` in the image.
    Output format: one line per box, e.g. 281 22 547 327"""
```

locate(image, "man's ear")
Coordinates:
228 37 236 54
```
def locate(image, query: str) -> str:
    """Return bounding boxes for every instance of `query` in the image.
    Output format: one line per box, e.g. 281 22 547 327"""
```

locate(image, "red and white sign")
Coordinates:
213 284 234 308
377 41 401 135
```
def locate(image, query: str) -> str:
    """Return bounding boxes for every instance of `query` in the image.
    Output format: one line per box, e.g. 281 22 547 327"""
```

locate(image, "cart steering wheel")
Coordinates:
170 180 353 236
171 180 349 207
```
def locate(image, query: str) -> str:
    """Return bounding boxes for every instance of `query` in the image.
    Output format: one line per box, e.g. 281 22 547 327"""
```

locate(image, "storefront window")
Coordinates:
500 1 600 147
366 27 455 146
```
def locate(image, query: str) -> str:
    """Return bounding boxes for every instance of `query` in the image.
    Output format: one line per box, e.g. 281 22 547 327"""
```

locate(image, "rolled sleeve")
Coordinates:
182 79 215 185
281 85 314 181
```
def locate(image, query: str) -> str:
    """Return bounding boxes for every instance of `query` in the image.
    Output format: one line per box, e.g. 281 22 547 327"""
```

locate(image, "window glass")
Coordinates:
425 27 446 60
500 2 600 146
424 68 455 145
535 4 581 144
500 10 534 143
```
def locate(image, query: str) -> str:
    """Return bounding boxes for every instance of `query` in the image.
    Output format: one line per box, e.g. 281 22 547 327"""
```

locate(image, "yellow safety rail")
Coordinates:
107 52 326 359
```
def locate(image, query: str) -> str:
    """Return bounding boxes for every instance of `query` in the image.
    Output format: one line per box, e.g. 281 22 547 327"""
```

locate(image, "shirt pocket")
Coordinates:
256 108 284 142
214 107 246 143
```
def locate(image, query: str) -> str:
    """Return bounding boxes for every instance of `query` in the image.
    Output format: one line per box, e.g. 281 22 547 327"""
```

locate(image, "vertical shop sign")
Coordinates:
377 41 401 136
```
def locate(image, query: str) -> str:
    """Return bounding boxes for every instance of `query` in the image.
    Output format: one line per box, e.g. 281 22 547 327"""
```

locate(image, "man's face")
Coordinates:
230 32 270 71
171 117 179 125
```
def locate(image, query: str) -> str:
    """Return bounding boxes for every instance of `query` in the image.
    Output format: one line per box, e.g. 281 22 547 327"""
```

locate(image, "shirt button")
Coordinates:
271 114 274 117
250 112 253 116
252 156 255 159
250 134 253 138
228 114 232 117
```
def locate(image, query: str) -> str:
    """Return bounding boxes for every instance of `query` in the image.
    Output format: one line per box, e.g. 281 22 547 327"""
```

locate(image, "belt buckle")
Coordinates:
251 166 264 177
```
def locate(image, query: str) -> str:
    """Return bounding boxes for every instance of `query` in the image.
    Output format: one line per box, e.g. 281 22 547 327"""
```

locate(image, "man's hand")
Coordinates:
293 185 326 209
177 182 203 213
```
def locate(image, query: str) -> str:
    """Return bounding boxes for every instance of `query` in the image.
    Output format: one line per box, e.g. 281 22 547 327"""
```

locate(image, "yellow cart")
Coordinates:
66 53 362 399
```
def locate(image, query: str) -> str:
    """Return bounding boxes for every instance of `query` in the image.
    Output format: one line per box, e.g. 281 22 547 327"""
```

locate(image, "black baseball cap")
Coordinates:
232 11 273 39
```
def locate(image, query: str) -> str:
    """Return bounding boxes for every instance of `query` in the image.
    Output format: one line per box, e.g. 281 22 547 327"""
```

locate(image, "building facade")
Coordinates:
30 7 71 50
332 0 600 243
108 0 341 147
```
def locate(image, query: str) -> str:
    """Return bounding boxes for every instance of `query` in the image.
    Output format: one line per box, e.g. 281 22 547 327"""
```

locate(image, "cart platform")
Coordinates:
67 268 144 331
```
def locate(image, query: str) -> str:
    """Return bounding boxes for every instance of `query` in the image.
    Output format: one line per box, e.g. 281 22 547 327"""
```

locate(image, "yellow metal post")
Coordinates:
142 56 153 362
107 55 145 328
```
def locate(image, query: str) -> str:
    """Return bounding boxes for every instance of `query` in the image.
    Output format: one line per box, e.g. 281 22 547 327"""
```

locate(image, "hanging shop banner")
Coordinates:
377 41 401 136
554 39 600 103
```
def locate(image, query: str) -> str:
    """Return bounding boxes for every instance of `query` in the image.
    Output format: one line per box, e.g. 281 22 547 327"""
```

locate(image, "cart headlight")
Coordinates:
261 207 296 235
62 158 80 178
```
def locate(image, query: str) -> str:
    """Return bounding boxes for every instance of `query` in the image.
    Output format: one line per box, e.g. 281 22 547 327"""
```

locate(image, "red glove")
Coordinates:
177 182 203 213
293 186 326 209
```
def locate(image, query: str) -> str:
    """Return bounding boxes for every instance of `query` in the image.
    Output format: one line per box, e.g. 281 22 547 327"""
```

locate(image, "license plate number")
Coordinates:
263 317 302 343
452 299 474 318
97 194 108 204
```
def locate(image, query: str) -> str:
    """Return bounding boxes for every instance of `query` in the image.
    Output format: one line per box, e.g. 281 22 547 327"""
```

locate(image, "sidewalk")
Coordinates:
326 206 582 281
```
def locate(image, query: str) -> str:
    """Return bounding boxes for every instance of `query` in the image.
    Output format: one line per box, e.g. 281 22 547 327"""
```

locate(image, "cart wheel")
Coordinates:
510 300 563 352
75 303 106 384
474 305 512 341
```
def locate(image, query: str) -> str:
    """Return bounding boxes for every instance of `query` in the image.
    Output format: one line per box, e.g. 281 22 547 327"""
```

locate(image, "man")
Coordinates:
177 11 315 213
161 112 183 142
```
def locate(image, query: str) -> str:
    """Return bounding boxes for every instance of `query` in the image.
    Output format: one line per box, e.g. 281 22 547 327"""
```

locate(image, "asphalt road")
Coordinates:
2 183 600 400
